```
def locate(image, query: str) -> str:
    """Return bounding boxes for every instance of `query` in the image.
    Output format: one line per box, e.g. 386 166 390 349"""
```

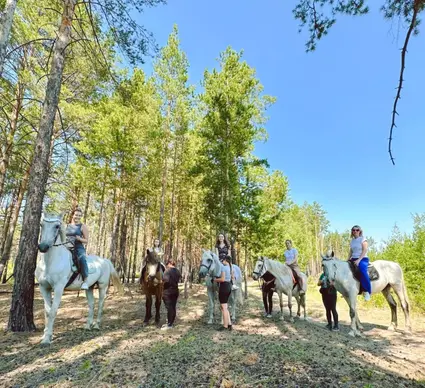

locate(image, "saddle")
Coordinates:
289 268 300 291
65 247 82 288
348 261 379 294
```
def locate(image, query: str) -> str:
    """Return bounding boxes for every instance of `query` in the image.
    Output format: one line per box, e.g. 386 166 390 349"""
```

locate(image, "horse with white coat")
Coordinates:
321 251 411 337
36 213 123 345
199 249 243 324
252 256 307 322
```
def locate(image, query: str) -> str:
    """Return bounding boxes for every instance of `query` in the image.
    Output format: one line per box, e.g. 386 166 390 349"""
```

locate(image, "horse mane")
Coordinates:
209 250 222 278
263 257 292 278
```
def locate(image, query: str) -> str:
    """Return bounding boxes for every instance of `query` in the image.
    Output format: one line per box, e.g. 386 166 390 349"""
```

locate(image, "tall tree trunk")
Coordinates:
0 167 29 280
244 242 248 300
96 168 107 255
168 139 179 255
158 146 168 245
0 0 17 75
131 210 141 283
1 185 16 255
109 191 121 266
0 79 24 200
119 206 127 282
8 0 76 332
83 190 90 221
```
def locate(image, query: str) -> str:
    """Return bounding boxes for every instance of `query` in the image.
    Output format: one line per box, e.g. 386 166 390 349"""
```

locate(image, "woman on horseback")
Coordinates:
348 225 371 301
66 207 89 290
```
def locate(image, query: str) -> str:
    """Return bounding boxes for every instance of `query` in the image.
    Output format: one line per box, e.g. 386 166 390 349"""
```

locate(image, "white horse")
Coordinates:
198 249 243 324
321 252 412 337
35 213 123 345
252 256 307 322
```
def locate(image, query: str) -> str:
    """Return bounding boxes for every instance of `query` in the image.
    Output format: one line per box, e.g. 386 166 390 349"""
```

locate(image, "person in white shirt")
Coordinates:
284 240 304 295
348 225 371 301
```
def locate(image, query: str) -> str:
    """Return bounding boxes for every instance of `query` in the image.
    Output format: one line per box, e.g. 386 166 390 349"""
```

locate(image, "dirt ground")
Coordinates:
1 281 424 388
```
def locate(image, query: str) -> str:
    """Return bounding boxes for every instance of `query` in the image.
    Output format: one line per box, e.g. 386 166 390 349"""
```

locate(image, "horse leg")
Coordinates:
144 293 152 325
295 295 301 317
39 286 52 344
154 291 162 326
93 285 108 330
278 290 284 321
381 285 397 331
391 283 412 333
342 294 363 332
41 286 65 345
345 293 360 337
287 291 294 323
229 291 236 323
301 294 307 320
207 287 214 324
84 287 95 330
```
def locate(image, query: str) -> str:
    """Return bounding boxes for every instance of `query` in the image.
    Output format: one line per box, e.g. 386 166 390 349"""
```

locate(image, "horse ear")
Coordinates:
331 251 335 257
146 248 151 254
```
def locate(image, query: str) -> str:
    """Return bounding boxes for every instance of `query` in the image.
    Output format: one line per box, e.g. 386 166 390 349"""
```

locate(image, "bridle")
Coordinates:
322 256 337 281
253 258 266 278
40 218 70 250
200 252 214 274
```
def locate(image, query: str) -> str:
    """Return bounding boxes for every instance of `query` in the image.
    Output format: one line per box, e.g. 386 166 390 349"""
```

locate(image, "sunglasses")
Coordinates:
352 228 360 232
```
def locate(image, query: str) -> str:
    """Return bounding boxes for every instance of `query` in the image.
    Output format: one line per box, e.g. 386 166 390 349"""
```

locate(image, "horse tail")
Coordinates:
107 259 125 295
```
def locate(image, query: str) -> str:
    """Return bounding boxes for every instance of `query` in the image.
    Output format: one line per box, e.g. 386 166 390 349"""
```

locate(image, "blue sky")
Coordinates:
135 1 425 244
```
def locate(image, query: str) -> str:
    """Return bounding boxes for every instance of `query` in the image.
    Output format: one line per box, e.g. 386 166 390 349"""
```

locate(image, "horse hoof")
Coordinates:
92 324 100 331
84 324 92 331
387 324 396 332
40 337 51 346
289 318 294 323
279 316 284 321
207 320 213 325
143 321 149 327
348 331 356 337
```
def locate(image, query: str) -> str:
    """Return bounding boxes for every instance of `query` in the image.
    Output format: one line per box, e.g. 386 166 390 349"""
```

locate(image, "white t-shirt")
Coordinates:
350 236 367 259
284 248 298 265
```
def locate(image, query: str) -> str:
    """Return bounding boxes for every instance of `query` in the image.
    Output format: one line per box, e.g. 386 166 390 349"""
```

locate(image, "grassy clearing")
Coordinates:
0 282 424 387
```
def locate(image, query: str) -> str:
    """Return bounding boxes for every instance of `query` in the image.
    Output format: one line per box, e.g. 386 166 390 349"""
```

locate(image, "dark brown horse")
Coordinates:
140 249 165 326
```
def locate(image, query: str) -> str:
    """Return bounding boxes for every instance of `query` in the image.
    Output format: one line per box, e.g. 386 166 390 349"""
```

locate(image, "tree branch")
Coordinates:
388 0 420 165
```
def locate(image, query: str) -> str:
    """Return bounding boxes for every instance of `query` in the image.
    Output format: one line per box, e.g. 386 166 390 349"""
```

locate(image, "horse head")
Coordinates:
38 213 65 253
199 249 221 278
145 248 160 281
252 256 266 280
321 251 337 281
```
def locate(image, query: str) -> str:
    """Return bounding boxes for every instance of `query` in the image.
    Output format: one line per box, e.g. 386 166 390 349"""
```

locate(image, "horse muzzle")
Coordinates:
252 273 259 281
38 243 50 253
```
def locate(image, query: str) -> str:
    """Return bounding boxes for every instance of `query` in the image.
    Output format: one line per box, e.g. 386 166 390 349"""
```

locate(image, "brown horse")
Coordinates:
140 249 165 326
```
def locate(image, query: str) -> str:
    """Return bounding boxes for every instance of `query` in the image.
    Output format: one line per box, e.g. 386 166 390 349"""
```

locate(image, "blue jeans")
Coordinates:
75 245 88 280
353 257 371 294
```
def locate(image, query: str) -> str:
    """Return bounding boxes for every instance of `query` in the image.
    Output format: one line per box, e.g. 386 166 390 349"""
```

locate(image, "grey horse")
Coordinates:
199 249 243 324
252 256 307 322
321 252 412 337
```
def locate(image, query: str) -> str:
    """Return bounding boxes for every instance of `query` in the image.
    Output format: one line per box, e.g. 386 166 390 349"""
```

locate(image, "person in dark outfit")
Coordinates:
212 255 233 331
66 207 89 290
161 258 181 330
261 272 276 318
318 270 339 331
215 233 238 290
